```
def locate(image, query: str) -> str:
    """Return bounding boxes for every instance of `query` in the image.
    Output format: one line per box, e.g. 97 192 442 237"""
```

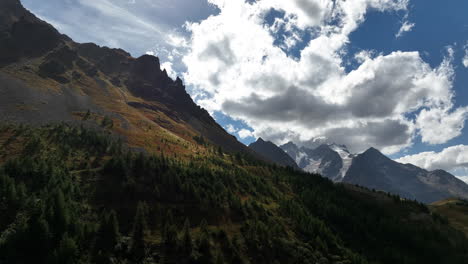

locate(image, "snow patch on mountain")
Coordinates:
281 142 355 182
330 144 355 180
304 157 322 174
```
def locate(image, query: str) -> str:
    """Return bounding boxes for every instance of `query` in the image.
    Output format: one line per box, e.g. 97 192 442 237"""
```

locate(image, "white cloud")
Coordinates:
22 0 215 74
416 106 468 145
238 129 254 139
463 44 468 68
396 20 415 38
225 124 237 134
26 0 468 156
396 145 468 180
354 50 377 63
183 0 468 154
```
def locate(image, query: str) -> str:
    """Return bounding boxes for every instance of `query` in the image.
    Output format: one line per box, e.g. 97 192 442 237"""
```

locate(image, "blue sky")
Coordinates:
345 0 468 161
22 0 468 179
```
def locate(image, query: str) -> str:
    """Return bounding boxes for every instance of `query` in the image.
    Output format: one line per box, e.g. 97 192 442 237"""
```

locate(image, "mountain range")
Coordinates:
5 0 464 205
1 1 468 263
249 139 468 203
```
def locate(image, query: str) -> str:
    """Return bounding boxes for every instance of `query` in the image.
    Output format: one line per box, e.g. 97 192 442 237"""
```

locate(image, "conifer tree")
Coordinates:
182 218 193 255
55 233 78 264
95 210 120 253
131 202 147 262
53 189 70 237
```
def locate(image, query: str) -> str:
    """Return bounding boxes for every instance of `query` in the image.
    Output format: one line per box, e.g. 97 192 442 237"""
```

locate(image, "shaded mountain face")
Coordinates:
249 138 300 169
0 0 66 66
343 148 468 203
280 142 468 203
280 142 353 181
0 0 255 156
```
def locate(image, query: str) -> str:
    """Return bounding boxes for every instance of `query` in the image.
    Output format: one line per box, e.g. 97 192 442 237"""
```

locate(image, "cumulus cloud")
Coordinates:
183 0 468 154
29 0 468 155
225 124 237 134
416 106 468 145
238 129 254 139
396 145 468 180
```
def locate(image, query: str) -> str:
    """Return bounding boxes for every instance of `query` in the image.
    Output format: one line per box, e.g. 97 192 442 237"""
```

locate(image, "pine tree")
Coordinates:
55 233 78 264
182 219 193 255
52 189 70 237
130 202 147 262
95 210 120 254
163 223 178 248
107 210 120 247
26 213 51 263
83 110 91 120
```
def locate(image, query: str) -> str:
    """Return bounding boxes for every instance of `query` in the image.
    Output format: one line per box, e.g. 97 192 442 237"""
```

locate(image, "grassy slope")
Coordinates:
431 199 468 237
0 123 467 264
0 55 205 157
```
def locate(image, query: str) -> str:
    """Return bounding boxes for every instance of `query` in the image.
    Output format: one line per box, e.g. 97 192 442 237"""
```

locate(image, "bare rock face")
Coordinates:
279 141 468 203
280 142 351 181
38 59 69 83
77 43 131 75
126 55 169 100
249 138 300 169
0 0 259 156
0 0 64 66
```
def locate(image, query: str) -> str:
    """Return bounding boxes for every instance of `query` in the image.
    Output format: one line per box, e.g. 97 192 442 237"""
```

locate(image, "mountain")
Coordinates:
1 1 468 264
0 0 257 158
280 142 354 181
281 142 468 203
248 138 300 169
343 147 468 203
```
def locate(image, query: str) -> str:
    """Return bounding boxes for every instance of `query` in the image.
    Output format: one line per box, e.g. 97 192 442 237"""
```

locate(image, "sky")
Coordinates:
22 0 468 181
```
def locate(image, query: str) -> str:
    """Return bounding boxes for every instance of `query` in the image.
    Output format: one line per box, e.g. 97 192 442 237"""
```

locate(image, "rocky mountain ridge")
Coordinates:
0 0 256 157
248 138 300 169
278 141 468 203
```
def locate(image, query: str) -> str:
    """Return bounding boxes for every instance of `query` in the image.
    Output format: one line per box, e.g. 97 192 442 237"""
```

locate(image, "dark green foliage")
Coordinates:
130 202 147 262
55 233 79 264
181 219 193 254
193 135 206 145
101 116 114 128
0 123 467 264
95 210 120 254
83 110 91 121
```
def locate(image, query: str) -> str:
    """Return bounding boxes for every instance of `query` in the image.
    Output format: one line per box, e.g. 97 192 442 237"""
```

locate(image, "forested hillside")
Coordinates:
0 123 467 264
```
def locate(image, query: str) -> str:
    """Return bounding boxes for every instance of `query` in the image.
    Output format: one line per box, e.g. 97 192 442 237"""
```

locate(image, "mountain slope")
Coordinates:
248 138 300 169
1 123 468 264
343 148 468 203
0 0 254 158
280 142 353 181
430 198 468 237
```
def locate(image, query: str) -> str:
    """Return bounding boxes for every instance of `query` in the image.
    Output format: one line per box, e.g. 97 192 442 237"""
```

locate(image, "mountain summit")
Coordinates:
0 0 258 157
249 138 300 169
343 147 468 203
280 142 354 181
279 142 468 203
